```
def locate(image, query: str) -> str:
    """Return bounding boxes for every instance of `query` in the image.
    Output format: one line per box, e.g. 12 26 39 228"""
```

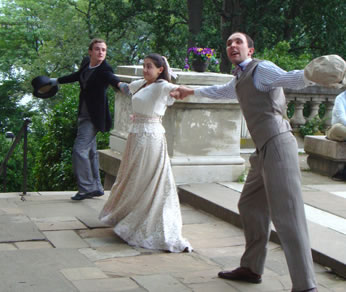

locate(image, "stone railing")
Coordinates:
240 86 343 139
285 86 343 129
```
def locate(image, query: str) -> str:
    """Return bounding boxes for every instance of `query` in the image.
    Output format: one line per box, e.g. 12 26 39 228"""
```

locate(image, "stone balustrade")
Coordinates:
286 86 342 128
241 86 343 139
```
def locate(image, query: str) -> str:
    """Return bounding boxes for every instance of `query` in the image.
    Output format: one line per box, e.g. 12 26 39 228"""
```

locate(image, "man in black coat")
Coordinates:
51 38 125 200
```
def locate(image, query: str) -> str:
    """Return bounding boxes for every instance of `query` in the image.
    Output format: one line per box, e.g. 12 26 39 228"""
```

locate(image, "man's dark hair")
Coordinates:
88 38 106 51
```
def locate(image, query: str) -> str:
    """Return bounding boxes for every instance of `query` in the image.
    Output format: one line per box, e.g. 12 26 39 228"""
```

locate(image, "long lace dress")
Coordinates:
99 79 192 253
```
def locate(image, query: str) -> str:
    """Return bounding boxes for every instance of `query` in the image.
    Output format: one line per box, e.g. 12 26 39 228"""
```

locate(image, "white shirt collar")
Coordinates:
239 58 252 70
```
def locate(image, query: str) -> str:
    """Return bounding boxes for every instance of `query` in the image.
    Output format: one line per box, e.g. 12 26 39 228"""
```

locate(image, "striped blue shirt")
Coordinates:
195 58 314 99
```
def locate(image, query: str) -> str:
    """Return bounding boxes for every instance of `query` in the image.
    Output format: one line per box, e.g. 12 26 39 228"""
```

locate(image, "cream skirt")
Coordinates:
99 123 191 252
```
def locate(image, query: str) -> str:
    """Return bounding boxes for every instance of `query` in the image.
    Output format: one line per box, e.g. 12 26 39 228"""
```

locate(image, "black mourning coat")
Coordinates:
58 57 120 132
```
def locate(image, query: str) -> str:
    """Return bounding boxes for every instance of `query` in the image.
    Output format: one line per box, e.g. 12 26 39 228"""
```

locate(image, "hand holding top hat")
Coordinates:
304 55 346 88
31 76 59 99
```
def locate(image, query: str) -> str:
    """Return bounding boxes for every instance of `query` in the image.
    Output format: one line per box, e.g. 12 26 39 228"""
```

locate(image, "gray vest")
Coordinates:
235 59 291 149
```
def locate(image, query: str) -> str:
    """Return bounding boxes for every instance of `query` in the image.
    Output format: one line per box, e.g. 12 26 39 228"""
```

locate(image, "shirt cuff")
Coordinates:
51 78 59 86
194 88 203 97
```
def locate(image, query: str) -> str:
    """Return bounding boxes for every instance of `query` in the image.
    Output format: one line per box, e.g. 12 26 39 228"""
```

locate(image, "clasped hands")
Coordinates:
170 86 194 100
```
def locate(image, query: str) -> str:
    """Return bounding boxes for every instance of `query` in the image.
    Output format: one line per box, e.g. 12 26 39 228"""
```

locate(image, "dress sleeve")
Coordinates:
160 81 178 106
129 79 146 94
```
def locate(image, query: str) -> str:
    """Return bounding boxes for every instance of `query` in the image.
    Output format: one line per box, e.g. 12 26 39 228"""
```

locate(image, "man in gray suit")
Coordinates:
171 32 321 292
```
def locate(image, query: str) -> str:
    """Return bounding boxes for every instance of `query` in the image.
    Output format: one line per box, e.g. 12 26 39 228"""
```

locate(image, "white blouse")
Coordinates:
129 79 177 116
128 79 178 134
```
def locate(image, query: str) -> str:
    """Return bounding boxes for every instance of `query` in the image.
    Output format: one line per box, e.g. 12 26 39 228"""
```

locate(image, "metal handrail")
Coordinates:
0 118 31 196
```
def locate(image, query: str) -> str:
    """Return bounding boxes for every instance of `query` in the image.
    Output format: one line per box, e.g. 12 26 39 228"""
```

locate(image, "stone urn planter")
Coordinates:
191 59 209 72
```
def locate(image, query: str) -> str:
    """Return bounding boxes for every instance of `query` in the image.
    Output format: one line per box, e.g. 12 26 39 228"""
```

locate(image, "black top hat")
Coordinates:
31 75 59 99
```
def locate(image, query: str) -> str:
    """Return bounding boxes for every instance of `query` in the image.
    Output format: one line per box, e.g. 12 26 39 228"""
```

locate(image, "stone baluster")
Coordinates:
324 100 335 127
306 98 323 121
289 98 306 129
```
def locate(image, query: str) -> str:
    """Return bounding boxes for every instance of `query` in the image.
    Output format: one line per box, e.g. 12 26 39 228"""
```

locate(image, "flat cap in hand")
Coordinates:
304 55 345 88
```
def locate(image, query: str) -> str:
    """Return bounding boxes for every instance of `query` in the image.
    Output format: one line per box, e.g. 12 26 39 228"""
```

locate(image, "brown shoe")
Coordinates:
218 267 262 284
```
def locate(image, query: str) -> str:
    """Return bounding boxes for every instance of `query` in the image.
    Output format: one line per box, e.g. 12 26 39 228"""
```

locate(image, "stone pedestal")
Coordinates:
99 66 245 188
304 135 346 177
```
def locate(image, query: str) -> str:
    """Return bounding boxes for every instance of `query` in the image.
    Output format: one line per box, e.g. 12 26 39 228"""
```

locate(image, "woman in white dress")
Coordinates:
99 53 192 253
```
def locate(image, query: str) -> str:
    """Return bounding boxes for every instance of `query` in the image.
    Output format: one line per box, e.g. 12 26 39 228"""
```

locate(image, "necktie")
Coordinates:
232 65 243 78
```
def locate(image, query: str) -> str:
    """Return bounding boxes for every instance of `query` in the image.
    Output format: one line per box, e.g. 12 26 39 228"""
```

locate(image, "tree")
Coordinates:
1 0 345 191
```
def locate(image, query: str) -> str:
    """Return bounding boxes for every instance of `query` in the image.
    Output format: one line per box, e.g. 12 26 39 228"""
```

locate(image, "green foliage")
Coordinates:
237 168 249 183
0 123 38 192
255 41 312 71
299 116 327 137
32 84 79 191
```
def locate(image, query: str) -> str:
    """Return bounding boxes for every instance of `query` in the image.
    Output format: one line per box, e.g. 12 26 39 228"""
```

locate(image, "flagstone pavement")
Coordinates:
0 152 345 292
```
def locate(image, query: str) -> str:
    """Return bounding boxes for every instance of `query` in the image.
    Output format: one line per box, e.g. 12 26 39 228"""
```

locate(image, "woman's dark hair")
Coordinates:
144 53 171 82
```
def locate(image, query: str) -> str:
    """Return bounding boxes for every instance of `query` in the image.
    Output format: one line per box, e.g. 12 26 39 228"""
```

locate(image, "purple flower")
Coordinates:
184 47 219 71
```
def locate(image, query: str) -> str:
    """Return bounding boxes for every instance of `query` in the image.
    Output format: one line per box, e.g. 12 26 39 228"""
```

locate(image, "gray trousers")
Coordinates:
239 132 316 291
72 117 103 194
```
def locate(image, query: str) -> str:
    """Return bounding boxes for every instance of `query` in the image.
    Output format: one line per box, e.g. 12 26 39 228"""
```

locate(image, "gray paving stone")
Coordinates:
187 280 237 292
44 230 89 248
78 227 116 238
32 216 87 231
188 234 244 249
132 274 191 292
77 214 110 228
72 277 140 292
196 244 246 266
79 244 140 261
0 243 16 250
182 221 244 241
314 265 346 290
83 236 125 248
96 253 218 277
60 266 108 281
182 208 222 224
14 240 53 249
173 268 221 284
18 199 100 219
0 206 23 215
0 214 45 242
225 275 290 292
0 249 93 292
38 191 76 196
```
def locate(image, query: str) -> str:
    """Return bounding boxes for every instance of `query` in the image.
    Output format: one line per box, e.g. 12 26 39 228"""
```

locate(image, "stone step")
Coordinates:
178 182 346 279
